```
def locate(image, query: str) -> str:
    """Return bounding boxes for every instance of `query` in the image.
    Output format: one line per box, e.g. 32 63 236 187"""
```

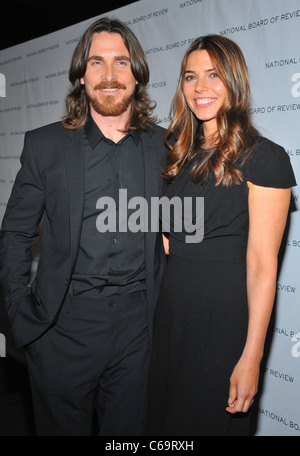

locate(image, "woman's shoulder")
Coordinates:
242 136 297 188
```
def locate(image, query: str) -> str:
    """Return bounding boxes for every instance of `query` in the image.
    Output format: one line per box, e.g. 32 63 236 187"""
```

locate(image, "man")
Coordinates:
0 18 167 436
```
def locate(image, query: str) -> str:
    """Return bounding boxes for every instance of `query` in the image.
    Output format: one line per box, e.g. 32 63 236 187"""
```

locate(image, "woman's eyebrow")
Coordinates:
184 68 215 73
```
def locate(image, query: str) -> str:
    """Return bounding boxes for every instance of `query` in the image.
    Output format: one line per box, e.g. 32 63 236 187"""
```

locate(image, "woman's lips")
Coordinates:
194 97 217 107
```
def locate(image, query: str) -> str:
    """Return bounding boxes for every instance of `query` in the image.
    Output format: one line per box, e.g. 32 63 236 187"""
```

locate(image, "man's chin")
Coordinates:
90 96 131 117
94 105 128 117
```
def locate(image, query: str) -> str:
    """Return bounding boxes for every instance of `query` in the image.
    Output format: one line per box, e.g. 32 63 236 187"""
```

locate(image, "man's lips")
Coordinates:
101 88 119 95
94 82 126 93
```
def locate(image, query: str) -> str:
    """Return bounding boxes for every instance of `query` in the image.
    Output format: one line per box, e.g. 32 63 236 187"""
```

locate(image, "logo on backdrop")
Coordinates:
250 72 300 116
273 327 300 359
291 332 300 358
0 73 5 97
292 73 300 98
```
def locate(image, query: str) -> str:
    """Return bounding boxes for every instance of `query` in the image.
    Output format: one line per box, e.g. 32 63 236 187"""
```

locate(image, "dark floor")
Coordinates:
0 357 35 436
0 299 36 436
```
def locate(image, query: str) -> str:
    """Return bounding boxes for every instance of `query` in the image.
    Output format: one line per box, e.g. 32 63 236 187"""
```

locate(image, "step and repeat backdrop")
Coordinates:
0 0 299 436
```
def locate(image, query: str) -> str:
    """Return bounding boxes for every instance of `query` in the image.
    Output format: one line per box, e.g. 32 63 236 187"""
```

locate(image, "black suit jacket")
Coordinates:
0 121 167 348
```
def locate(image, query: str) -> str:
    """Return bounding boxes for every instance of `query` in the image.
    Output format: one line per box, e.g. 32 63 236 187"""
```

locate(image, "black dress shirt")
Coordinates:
71 115 146 297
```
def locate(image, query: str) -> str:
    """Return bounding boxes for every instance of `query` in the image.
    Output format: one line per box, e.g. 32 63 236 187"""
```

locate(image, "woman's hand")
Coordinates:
226 356 259 414
163 234 169 255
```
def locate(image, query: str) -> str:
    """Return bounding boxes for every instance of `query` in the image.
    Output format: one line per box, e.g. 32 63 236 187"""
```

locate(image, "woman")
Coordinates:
146 35 296 436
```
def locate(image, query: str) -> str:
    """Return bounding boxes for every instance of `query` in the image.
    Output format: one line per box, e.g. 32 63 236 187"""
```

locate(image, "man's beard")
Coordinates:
88 81 133 117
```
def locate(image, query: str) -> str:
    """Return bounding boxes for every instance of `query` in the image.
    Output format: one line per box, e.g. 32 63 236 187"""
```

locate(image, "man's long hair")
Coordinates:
163 34 260 186
62 17 156 131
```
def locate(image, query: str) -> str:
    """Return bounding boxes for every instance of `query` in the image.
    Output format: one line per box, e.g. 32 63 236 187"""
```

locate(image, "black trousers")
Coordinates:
25 290 149 436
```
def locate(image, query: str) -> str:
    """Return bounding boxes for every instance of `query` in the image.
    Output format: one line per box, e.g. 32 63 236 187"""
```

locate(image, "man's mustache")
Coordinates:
94 81 126 90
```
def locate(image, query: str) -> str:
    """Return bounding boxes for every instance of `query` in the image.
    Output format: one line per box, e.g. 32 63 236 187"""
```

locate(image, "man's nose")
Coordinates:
102 63 116 81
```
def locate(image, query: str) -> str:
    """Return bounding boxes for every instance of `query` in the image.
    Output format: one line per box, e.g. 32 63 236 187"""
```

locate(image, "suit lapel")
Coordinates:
141 129 160 282
142 129 159 204
64 128 85 267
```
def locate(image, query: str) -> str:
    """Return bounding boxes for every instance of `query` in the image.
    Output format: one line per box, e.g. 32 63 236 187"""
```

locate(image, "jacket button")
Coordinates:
65 279 69 286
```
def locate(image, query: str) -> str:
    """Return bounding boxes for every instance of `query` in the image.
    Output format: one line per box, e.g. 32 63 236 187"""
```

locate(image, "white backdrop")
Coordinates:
0 0 299 436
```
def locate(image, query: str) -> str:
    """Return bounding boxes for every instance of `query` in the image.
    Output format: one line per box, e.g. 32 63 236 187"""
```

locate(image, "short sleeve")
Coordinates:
243 137 297 188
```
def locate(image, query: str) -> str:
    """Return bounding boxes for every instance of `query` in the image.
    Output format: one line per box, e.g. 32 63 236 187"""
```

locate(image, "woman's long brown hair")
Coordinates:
163 34 260 186
62 17 156 131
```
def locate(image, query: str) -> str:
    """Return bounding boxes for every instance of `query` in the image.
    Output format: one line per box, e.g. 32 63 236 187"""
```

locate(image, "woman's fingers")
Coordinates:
226 392 255 414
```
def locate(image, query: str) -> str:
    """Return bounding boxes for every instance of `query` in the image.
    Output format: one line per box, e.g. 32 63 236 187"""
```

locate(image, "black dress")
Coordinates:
146 138 296 436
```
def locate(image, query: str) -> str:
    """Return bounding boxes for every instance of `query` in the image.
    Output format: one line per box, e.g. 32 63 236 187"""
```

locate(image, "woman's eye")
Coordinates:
185 75 195 82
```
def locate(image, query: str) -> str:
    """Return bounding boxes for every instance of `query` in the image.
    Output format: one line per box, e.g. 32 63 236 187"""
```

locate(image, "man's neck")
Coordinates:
90 106 131 143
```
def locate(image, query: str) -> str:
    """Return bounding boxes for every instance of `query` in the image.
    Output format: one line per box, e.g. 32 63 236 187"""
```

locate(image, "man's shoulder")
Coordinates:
26 121 80 143
142 123 167 141
27 120 64 135
149 123 167 135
